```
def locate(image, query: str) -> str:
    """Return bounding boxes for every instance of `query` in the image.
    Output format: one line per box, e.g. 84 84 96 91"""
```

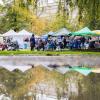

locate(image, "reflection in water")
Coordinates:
0 66 100 100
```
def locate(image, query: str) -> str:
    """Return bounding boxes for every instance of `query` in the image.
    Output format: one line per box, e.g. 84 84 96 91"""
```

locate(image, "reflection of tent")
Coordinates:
56 67 70 74
71 27 95 36
92 30 100 35
54 28 70 36
71 67 92 76
2 30 17 37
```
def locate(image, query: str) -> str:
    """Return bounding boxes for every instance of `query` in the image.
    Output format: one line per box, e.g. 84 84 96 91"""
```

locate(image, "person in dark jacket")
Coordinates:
30 34 35 50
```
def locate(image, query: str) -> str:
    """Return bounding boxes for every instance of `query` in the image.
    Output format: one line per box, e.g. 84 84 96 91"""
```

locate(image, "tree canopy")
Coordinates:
0 0 100 35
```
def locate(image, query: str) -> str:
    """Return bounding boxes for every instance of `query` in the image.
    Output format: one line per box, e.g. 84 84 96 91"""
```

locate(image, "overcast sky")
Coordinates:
0 0 3 4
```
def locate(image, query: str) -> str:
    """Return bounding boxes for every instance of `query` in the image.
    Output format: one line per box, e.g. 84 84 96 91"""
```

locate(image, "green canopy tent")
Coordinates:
71 27 96 36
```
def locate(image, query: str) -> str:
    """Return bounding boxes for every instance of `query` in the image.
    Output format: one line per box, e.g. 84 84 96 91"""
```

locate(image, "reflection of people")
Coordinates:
30 34 35 50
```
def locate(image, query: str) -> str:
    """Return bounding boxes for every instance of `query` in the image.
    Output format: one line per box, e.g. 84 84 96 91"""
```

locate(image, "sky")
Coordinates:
0 0 3 4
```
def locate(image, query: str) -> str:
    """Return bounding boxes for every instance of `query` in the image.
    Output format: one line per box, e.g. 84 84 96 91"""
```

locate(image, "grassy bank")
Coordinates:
0 50 100 56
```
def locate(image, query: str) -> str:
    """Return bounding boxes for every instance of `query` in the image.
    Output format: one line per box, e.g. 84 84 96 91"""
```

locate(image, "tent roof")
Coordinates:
71 27 95 36
42 31 54 37
54 28 70 36
92 30 100 35
35 35 40 38
2 29 17 37
17 29 32 36
47 31 55 35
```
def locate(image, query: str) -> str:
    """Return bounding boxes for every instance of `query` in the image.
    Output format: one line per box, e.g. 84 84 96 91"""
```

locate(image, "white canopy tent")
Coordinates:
2 29 37 49
17 29 32 36
54 28 70 36
3 29 32 49
2 30 18 46
2 29 17 37
14 29 32 49
48 31 55 35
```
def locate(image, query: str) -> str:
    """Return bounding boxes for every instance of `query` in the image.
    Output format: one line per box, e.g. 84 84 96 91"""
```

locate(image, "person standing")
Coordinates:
30 34 35 51
63 37 67 48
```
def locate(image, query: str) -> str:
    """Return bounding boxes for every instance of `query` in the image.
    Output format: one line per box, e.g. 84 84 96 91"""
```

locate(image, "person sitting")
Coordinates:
37 39 44 51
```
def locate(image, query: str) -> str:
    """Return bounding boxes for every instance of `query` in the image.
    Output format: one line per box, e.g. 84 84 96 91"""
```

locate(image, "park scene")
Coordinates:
0 0 100 100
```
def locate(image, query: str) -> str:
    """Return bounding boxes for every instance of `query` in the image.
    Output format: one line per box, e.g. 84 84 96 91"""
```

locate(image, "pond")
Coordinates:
0 55 100 100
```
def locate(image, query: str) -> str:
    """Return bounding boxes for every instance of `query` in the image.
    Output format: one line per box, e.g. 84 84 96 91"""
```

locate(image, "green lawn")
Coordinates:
0 50 100 55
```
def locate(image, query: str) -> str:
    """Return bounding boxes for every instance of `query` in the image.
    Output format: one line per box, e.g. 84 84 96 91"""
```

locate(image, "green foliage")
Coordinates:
0 0 99 34
77 0 100 30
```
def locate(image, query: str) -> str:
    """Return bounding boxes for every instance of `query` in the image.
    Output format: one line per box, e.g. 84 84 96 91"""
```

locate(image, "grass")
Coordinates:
0 50 100 56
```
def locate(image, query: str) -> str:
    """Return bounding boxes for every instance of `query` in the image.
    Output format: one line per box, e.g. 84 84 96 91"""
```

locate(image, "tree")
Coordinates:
77 0 100 29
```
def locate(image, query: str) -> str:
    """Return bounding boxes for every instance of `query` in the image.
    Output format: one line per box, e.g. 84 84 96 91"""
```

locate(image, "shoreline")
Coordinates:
0 55 100 67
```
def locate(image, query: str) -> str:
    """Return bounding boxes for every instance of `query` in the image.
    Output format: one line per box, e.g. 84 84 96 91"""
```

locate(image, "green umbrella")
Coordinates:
71 27 96 36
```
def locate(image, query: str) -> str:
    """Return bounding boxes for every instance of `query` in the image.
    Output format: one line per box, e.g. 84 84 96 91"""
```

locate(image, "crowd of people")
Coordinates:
0 34 99 51
30 34 100 51
0 37 19 50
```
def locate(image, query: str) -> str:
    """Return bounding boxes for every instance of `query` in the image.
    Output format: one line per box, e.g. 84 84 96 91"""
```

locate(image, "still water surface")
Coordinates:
0 55 100 100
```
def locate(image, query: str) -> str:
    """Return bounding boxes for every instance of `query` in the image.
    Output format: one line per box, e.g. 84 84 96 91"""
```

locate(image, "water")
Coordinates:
0 55 100 100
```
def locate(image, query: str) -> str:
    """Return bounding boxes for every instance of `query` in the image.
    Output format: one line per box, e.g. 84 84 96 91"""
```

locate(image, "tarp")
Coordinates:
71 27 95 36
71 67 92 76
54 28 70 36
2 29 17 37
